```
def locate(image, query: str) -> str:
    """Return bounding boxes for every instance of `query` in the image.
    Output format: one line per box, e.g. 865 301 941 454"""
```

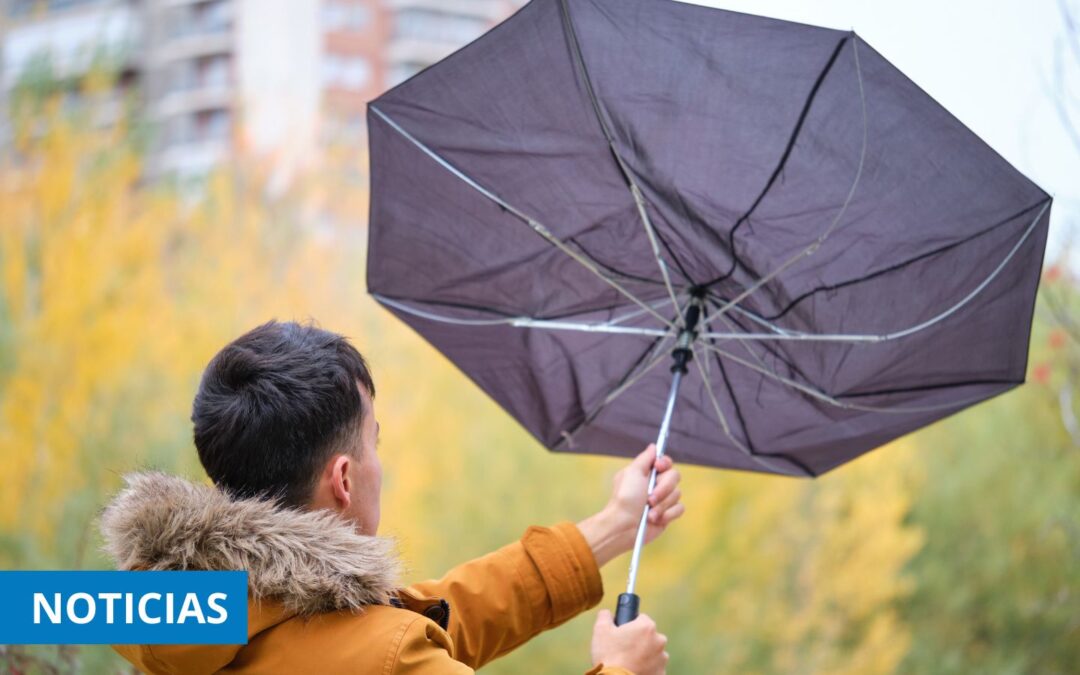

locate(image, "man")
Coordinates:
101 321 684 674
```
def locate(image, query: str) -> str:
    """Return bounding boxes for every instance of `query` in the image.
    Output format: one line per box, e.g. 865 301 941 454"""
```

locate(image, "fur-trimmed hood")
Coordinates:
99 471 399 617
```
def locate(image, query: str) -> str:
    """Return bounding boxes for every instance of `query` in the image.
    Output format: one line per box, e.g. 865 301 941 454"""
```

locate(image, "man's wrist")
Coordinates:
577 506 635 568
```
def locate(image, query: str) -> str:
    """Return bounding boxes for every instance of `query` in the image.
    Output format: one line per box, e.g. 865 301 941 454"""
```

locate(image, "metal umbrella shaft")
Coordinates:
614 300 701 626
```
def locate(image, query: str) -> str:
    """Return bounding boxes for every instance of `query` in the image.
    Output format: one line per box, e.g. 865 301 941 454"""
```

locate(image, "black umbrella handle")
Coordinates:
614 592 640 625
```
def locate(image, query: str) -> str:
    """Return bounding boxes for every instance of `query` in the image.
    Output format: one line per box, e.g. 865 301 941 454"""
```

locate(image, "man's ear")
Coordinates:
329 454 352 509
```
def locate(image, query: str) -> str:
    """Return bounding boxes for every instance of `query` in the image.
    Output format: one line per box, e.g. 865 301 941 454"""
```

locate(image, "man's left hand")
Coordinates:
577 444 684 568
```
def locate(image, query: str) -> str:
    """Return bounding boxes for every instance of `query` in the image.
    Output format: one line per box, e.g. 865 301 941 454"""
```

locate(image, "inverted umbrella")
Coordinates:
366 0 1051 624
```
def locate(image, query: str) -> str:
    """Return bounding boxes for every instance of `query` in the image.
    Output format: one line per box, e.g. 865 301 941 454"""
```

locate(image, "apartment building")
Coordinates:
1 0 523 176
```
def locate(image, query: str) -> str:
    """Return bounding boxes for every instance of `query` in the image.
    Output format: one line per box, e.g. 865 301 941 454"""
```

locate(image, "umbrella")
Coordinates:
365 0 1051 624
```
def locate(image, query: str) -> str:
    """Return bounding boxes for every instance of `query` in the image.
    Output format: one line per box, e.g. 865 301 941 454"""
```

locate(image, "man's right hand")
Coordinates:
590 609 668 675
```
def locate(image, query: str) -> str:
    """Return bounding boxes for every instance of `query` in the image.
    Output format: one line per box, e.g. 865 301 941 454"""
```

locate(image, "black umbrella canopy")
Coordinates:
366 0 1051 477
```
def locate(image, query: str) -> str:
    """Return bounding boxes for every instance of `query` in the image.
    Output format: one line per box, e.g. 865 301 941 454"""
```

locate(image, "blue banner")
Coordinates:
0 571 248 645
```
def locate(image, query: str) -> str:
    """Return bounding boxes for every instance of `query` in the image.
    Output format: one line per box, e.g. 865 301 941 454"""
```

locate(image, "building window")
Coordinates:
169 0 233 40
393 8 486 45
170 108 230 146
322 1 371 32
388 61 426 87
322 54 371 90
9 0 99 16
198 108 231 141
169 115 195 146
171 55 231 92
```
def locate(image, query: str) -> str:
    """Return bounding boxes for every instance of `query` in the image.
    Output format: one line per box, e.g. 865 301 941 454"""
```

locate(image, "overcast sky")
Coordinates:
689 0 1080 260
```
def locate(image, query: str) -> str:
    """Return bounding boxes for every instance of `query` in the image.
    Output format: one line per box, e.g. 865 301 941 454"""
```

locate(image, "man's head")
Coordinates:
192 321 382 533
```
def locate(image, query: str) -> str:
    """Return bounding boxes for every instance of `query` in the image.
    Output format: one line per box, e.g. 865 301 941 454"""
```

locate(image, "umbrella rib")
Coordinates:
710 303 833 419
558 330 678 449
384 187 1041 341
699 311 815 475
699 331 879 343
702 35 853 289
753 200 1052 322
838 377 1023 398
701 34 869 330
373 294 519 326
568 236 668 287
690 344 807 476
699 341 994 414
512 320 666 337
558 0 687 321
602 294 684 327
633 183 687 325
372 293 672 337
705 290 794 335
696 198 1051 343
708 306 814 392
706 345 818 477
369 105 675 330
378 289 677 324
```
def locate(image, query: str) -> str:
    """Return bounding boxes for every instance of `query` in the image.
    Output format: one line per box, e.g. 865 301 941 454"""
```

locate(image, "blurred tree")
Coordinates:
630 442 924 675
897 279 1080 675
2 69 196 673
1046 0 1080 452
0 96 181 561
1 45 1075 675
0 67 381 672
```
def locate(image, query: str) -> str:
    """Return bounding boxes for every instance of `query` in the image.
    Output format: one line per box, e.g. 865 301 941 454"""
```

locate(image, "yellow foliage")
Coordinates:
1 108 177 544
0 103 382 562
1 106 925 674
640 442 923 674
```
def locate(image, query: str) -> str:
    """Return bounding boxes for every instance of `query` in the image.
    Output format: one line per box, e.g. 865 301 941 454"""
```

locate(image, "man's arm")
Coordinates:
387 615 476 673
576 444 685 568
407 444 683 673
406 520 602 670
388 613 634 675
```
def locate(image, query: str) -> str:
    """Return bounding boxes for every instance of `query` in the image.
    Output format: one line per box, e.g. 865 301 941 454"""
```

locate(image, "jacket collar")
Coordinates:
99 471 400 617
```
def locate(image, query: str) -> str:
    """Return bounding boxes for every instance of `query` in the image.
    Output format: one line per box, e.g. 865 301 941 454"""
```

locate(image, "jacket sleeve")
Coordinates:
387 617 634 675
405 521 604 670
388 615 476 674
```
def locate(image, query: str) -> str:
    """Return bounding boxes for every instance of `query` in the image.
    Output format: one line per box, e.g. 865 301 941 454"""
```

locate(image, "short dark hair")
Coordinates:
192 320 375 507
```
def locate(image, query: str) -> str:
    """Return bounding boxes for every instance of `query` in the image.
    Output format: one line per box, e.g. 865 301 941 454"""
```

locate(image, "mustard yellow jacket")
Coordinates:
100 472 631 674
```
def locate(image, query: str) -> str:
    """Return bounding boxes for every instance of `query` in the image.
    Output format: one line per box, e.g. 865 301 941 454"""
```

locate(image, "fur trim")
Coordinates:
99 472 399 617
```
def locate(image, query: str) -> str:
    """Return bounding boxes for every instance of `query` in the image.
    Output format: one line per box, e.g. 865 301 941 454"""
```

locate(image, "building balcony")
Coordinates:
386 0 503 17
152 137 231 176
2 1 141 88
385 37 462 70
150 31 233 63
153 84 232 118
